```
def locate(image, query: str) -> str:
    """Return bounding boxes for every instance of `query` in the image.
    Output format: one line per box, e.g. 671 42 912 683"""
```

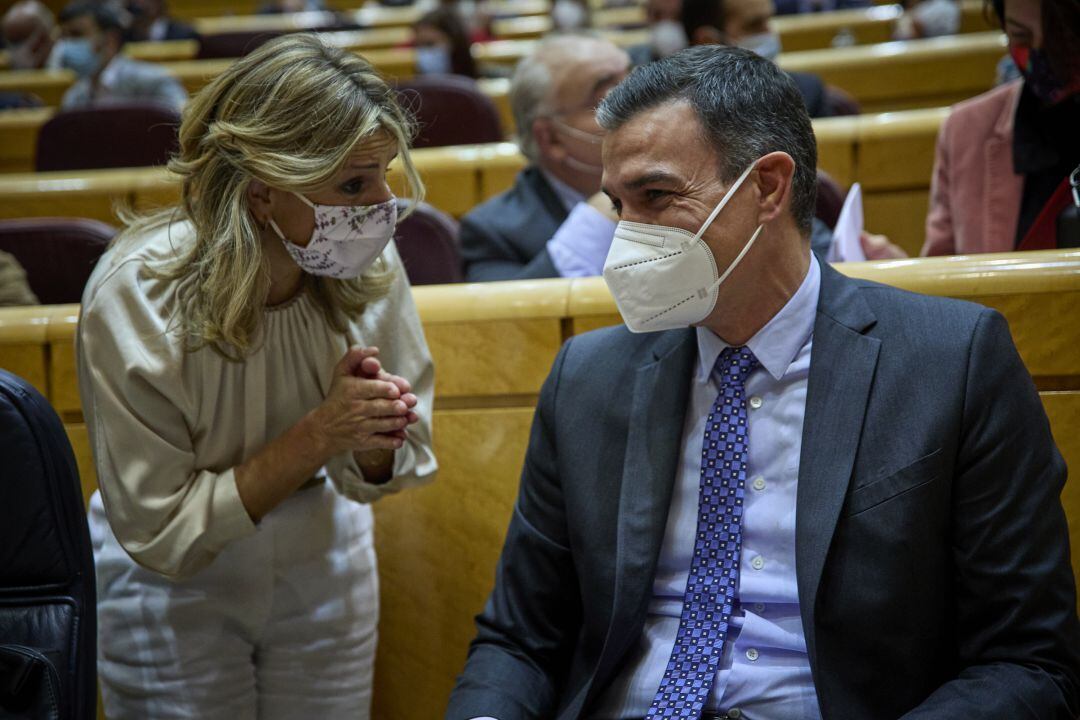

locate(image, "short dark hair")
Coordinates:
681 0 725 42
597 44 818 234
59 1 124 36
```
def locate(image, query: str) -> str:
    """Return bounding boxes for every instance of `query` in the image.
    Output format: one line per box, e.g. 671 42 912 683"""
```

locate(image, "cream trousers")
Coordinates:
89 482 378 720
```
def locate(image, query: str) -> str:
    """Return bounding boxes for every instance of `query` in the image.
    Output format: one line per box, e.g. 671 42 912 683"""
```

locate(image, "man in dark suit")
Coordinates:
678 0 835 118
448 46 1080 720
124 0 199 42
459 35 629 282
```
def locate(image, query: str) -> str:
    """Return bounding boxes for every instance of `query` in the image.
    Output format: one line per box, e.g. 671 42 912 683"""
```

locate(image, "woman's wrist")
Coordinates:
354 449 395 485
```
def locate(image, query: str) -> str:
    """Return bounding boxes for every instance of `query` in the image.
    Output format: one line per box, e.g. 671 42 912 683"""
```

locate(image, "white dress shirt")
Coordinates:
593 253 823 720
540 169 617 278
472 256 821 720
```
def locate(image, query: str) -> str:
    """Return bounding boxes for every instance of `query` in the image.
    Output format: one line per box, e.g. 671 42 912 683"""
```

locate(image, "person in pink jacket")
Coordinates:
922 0 1080 256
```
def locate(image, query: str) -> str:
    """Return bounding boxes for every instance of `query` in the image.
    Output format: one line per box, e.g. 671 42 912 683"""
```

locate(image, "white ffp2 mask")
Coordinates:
602 162 762 333
270 194 397 279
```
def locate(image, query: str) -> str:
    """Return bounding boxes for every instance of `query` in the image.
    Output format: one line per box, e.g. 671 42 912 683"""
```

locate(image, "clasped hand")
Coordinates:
314 346 419 455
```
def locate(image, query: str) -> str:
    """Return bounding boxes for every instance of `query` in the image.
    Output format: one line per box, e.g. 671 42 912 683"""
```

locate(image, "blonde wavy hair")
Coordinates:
117 33 424 359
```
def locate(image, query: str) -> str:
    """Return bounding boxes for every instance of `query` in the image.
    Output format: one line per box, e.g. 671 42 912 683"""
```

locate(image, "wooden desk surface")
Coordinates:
778 31 1006 112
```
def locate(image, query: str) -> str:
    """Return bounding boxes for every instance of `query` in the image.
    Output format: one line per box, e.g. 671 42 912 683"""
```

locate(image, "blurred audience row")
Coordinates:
0 0 1075 306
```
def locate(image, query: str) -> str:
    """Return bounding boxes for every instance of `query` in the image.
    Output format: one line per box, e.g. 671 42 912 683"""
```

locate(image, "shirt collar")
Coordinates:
539 167 586 212
695 252 821 383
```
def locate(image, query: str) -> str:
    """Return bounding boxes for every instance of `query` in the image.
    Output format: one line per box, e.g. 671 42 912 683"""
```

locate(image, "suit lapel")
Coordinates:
796 263 880 674
581 329 697 708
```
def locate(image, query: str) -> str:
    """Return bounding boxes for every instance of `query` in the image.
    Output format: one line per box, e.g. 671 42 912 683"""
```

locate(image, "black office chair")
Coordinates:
0 370 97 719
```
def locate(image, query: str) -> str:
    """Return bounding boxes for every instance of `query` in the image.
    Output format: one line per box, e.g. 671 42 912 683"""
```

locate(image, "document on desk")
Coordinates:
827 182 866 264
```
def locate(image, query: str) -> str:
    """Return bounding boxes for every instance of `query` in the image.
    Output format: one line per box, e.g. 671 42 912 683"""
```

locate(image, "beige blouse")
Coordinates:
77 220 437 580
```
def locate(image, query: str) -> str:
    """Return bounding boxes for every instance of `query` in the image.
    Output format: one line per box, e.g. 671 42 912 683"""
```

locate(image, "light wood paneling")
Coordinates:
856 107 950 190
779 31 1005 112
862 188 932 257
372 406 533 720
1041 391 1080 614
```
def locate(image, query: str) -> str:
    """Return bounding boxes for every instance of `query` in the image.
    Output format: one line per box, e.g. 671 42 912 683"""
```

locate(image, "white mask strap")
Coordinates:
703 223 764 296
268 217 290 243
687 161 758 249
292 192 316 209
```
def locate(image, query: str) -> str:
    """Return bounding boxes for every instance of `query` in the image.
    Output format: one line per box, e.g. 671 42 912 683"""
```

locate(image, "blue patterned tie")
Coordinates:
646 345 760 720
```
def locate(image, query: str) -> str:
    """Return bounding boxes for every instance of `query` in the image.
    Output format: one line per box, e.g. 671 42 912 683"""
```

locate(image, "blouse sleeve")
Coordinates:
77 265 256 580
324 244 438 502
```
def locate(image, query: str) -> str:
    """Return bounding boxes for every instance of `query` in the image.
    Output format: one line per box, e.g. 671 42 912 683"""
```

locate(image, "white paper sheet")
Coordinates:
827 182 866 263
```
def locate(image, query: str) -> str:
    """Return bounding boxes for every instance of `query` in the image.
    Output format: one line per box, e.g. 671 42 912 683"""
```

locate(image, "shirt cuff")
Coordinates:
546 202 618 278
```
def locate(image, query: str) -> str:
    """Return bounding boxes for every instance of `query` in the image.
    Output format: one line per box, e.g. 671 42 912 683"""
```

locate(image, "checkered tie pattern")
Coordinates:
645 345 760 720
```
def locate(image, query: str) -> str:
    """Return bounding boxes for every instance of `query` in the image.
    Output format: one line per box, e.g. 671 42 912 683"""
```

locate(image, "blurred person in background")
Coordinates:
627 0 688 65
681 0 837 117
78 34 436 719
2 0 60 70
0 251 38 307
459 35 629 281
57 2 187 111
894 0 961 39
774 0 870 14
413 7 478 77
124 0 199 42
923 0 1080 254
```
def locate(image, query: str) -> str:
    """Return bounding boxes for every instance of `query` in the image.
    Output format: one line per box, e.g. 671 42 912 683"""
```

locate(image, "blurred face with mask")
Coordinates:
647 0 688 59
530 38 630 196
1 1 57 71
685 0 783 61
1003 0 1080 106
414 22 454 75
55 7 120 80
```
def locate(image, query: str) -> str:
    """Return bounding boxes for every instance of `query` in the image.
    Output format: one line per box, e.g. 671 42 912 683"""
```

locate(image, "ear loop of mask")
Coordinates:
267 191 316 245
679 161 764 299
551 117 605 175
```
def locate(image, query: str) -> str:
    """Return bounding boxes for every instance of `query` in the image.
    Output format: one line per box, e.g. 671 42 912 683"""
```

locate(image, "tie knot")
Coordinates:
715 346 759 386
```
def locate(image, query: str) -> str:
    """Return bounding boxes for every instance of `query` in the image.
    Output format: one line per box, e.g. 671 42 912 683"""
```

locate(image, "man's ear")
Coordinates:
690 25 724 45
752 151 795 226
247 179 273 227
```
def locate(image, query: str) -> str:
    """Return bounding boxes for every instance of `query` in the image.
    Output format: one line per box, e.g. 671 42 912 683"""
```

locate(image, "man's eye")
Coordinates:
645 189 668 201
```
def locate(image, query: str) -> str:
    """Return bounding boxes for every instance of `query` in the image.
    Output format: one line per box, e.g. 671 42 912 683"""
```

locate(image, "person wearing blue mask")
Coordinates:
680 0 838 118
448 45 1080 720
56 1 187 112
413 7 478 78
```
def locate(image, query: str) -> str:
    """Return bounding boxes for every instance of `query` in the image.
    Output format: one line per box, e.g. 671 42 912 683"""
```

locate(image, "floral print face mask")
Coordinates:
270 194 398 279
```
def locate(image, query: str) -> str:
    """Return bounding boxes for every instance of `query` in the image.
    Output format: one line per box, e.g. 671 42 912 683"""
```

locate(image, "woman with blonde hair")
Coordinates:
77 33 437 718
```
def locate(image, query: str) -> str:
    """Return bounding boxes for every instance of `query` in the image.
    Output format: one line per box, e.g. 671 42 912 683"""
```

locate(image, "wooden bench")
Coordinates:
0 108 939 253
470 31 1006 113
491 0 994 49
0 249 1077 719
0 141 525 223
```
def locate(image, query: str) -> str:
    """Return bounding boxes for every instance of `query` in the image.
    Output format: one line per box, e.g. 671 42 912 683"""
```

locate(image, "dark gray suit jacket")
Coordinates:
447 262 1080 719
459 166 567 282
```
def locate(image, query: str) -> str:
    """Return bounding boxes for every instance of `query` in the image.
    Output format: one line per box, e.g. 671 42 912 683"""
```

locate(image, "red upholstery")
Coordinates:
816 169 846 230
35 104 180 172
394 200 463 285
0 218 115 304
395 75 504 149
824 85 861 117
196 31 284 59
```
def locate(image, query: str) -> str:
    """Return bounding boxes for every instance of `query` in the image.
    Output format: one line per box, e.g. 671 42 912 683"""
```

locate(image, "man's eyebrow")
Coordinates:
624 171 682 190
